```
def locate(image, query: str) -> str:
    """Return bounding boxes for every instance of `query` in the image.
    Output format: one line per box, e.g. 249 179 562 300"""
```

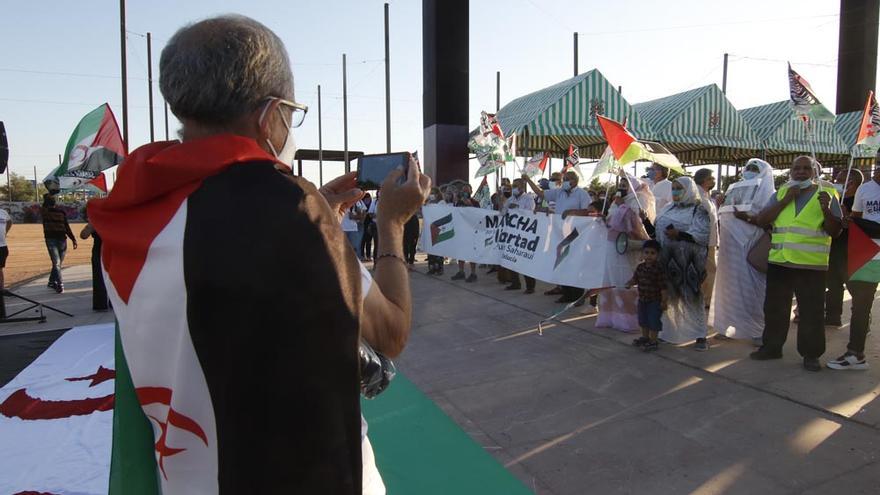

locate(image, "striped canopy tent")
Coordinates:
835 110 878 168
740 100 849 168
494 69 654 160
632 84 761 165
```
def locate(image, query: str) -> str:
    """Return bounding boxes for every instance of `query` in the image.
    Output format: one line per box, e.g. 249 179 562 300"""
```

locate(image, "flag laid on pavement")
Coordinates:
523 152 549 178
849 218 880 283
46 104 126 191
596 115 684 174
788 63 835 122
856 91 880 149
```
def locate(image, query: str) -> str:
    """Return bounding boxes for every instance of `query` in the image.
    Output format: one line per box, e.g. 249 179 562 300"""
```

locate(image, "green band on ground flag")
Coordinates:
109 322 160 494
361 373 534 495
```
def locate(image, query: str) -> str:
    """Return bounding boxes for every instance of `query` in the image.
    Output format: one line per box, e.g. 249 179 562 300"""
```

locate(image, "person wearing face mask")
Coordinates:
654 176 712 350
693 169 719 312
523 170 592 304
647 164 673 213
749 156 842 372
536 171 564 214
451 186 480 282
87 16 432 494
823 168 863 327
499 178 538 293
714 158 776 344
493 183 514 284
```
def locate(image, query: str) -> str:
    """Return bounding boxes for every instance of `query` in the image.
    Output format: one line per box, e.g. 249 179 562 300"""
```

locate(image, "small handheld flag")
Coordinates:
596 115 684 173
788 63 835 122
524 152 549 178
856 91 880 149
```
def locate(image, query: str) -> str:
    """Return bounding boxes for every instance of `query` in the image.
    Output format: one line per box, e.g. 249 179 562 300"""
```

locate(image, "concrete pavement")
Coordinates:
399 259 880 494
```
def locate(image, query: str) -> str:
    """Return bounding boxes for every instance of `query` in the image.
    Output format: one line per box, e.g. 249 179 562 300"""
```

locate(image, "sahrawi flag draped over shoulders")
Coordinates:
46 104 126 190
788 63 835 122
596 115 684 174
856 90 880 149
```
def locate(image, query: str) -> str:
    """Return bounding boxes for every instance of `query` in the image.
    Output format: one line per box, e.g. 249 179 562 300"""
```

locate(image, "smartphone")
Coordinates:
356 152 410 190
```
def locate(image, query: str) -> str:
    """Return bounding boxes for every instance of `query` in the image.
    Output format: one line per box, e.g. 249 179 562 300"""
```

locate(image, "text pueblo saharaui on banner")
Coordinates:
420 204 608 290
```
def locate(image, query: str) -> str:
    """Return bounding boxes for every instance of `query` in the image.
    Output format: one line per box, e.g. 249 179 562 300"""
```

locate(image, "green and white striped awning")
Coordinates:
835 110 877 166
495 69 653 159
740 100 849 167
632 84 761 164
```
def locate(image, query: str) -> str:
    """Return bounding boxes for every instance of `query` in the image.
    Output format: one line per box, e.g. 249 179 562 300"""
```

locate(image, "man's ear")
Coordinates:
256 99 281 141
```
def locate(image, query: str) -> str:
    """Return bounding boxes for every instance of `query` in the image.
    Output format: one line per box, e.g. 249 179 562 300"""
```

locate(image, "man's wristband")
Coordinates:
375 253 407 267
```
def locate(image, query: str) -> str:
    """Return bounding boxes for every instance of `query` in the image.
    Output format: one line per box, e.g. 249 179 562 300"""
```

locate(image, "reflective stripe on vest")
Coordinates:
768 184 836 268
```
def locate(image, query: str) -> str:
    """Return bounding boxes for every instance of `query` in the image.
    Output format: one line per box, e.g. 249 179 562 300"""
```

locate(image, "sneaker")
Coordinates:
580 305 598 316
55 284 64 294
803 357 821 372
642 341 659 352
465 273 477 283
750 348 783 360
694 338 710 351
824 317 842 328
632 336 649 347
826 352 869 371
451 271 465 281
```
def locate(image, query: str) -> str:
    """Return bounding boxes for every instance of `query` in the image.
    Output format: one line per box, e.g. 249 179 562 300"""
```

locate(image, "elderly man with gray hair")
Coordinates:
88 15 429 494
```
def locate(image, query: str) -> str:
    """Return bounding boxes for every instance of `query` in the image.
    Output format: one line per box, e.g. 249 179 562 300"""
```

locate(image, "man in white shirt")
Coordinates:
523 170 592 303
828 159 880 371
648 164 673 213
341 200 366 257
501 178 538 293
0 208 12 318
694 169 719 309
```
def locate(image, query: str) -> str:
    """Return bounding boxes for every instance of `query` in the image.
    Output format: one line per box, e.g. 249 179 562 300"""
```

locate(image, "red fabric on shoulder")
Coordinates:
88 134 285 303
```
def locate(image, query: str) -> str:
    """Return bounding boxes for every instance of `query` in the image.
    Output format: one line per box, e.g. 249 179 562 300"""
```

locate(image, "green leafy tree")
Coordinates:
1 172 48 202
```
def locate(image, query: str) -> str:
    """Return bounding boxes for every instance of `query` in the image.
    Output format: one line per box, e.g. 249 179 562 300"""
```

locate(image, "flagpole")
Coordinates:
119 0 129 151
843 146 856 204
147 32 155 143
33 166 37 202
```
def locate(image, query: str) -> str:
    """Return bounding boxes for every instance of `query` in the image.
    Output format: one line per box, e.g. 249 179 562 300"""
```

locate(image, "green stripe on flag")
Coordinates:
109 323 160 494
362 374 533 495
851 260 880 283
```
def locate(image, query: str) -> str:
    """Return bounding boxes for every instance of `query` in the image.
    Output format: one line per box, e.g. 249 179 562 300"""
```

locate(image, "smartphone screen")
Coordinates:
356 152 410 190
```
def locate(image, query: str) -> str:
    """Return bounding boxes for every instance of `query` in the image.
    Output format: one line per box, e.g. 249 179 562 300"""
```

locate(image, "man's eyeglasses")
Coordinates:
271 98 309 128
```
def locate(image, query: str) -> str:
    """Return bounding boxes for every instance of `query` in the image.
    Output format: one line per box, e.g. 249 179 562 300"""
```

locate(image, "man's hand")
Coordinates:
72 239 78 250
818 191 832 213
782 186 802 204
319 171 365 221
377 157 432 227
665 227 679 241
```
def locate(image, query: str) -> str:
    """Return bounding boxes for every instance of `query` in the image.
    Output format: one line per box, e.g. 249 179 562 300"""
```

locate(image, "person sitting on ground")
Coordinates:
626 240 667 352
41 194 77 294
451 188 480 282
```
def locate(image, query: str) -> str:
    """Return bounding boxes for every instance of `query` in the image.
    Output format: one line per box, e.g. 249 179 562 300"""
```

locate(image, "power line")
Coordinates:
577 13 838 36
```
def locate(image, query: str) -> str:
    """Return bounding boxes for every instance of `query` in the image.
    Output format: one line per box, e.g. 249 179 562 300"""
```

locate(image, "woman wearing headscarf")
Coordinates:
710 159 776 344
596 174 655 330
654 176 712 349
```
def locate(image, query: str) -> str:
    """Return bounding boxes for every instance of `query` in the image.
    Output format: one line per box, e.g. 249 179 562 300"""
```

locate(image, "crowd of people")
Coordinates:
412 154 880 373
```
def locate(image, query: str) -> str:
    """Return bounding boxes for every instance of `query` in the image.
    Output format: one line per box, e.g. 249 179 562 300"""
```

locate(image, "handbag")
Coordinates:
747 230 771 274
359 339 397 399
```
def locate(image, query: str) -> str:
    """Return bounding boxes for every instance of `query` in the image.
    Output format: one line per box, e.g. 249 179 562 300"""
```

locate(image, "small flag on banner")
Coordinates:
856 91 880 149
848 218 880 283
596 115 684 174
788 63 835 122
430 213 455 245
523 152 549 178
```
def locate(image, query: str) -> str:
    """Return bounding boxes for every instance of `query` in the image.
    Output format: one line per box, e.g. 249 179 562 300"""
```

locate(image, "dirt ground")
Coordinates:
4 223 93 286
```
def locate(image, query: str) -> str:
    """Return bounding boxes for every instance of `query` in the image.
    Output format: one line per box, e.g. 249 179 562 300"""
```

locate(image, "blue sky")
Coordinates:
0 0 859 187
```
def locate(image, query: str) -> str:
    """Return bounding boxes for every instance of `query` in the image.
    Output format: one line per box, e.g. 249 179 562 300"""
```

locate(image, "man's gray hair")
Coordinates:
160 15 294 125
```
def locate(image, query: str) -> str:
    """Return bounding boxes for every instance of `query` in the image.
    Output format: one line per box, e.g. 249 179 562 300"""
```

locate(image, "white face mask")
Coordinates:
261 99 297 166
562 181 573 192
549 182 559 190
742 170 758 181
512 187 521 197
787 178 814 190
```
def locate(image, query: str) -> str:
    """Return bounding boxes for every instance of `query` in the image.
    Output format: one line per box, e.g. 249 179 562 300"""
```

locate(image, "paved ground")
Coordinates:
5 260 880 494
398 257 880 495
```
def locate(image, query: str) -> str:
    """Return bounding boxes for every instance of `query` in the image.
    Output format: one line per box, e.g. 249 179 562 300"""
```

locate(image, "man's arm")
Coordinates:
818 192 843 238
561 208 591 219
521 175 545 199
754 188 798 229
5 216 11 235
63 214 78 247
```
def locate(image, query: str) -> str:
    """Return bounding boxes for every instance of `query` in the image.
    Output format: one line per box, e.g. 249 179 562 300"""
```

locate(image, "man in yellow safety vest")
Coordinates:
746 156 843 371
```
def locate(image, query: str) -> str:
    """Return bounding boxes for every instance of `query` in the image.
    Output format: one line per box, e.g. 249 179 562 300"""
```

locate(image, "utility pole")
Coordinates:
33 166 38 202
618 85 622 95
119 0 129 150
147 32 155 142
496 71 501 112
343 53 349 173
6 166 11 202
573 32 578 77
164 101 169 140
318 84 324 187
722 53 729 95
384 3 391 153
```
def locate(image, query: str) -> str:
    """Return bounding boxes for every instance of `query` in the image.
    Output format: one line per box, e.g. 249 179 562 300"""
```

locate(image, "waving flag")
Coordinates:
596 115 684 173
46 104 126 191
856 91 880 149
564 145 580 171
524 152 549 178
474 150 505 177
591 146 619 178
479 111 503 138
788 63 835 122
849 218 880 283
473 176 491 209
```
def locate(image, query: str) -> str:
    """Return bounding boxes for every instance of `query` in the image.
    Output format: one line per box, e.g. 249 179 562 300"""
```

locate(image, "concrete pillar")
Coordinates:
836 0 879 114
